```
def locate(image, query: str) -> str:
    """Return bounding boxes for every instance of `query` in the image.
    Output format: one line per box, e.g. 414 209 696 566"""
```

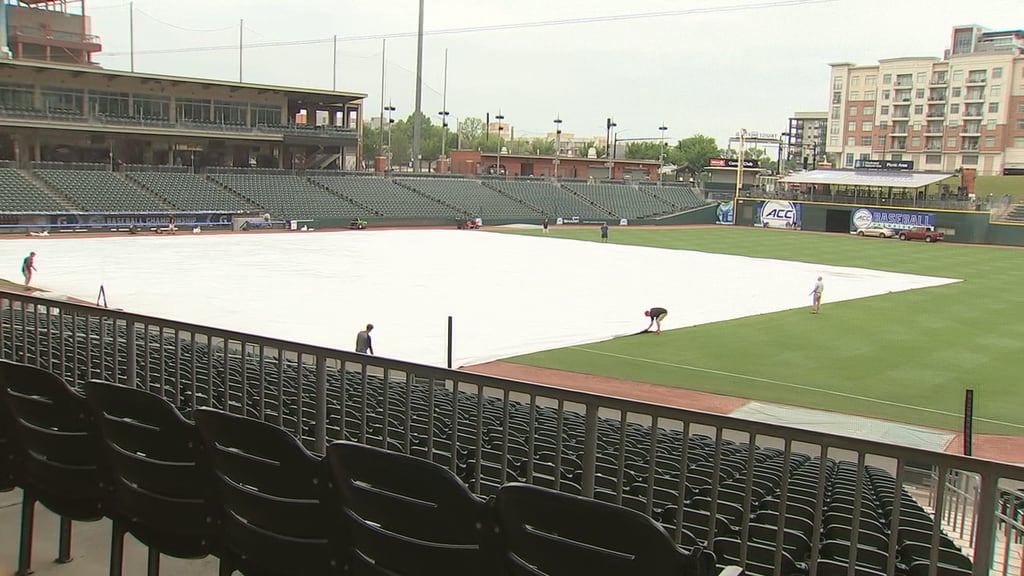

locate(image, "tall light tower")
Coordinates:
553 116 562 179
384 102 396 172
438 110 450 159
606 117 617 178
495 111 505 176
658 124 668 184
734 128 747 204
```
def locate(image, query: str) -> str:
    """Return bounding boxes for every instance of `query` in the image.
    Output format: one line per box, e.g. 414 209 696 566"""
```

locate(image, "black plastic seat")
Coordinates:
0 361 112 575
193 407 335 576
713 536 806 576
323 441 489 575
84 380 220 576
0 360 24 491
494 483 717 576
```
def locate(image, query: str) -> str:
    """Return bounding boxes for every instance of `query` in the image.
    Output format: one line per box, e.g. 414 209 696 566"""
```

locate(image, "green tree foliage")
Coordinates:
625 141 663 161
665 134 721 176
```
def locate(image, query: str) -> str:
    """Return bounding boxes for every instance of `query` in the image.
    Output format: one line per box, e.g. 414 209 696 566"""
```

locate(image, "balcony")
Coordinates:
894 80 913 87
930 77 948 85
964 93 985 102
961 145 980 151
962 108 984 118
925 126 944 135
966 75 987 84
927 94 947 102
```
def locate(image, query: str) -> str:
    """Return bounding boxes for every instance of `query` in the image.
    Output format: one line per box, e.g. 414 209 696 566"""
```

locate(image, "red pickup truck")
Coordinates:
898 227 944 242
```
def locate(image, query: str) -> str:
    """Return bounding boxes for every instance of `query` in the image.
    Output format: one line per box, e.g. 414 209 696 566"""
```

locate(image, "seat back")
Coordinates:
324 441 487 575
0 360 25 491
83 380 218 559
494 483 715 576
192 408 333 576
0 361 107 519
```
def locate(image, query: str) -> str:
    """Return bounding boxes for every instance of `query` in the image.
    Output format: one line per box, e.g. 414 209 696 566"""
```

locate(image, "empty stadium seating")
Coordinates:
641 183 706 211
485 180 614 219
0 301 994 576
209 173 365 220
126 171 258 212
311 174 457 218
0 167 68 213
562 182 674 218
35 166 168 212
396 177 544 220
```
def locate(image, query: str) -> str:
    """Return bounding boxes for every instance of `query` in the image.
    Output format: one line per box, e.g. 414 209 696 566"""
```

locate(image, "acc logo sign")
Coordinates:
852 208 874 230
760 201 799 228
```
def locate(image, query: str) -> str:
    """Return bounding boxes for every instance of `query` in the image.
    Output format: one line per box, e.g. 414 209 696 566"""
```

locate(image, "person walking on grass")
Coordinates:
21 251 36 288
355 323 374 355
644 307 668 335
542 217 550 234
810 276 824 314
600 222 609 243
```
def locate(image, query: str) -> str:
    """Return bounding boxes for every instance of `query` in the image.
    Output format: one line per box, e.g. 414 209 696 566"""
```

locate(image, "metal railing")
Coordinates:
1 290 1022 575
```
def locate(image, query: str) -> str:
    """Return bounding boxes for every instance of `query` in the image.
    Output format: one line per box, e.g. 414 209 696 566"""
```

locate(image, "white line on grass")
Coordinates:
568 347 1024 430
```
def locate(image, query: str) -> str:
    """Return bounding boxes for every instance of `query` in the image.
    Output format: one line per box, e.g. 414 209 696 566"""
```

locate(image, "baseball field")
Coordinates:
500 226 1024 436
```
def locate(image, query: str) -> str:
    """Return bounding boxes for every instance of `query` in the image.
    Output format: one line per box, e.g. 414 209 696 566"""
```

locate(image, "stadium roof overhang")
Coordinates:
780 170 953 189
0 59 367 105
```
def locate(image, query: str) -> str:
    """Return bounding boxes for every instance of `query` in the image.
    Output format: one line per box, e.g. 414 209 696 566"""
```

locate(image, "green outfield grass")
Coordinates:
501 227 1024 435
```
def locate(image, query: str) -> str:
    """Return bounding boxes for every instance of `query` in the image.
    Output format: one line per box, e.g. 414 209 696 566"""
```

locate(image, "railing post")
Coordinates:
125 320 136 388
315 355 327 454
581 401 598 498
970 473 998 576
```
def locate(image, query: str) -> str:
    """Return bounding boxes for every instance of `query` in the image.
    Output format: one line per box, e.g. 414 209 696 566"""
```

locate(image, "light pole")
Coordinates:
384 102 396 172
777 132 790 175
495 111 505 176
553 116 562 179
734 128 747 203
438 110 450 159
658 124 668 184
606 117 617 178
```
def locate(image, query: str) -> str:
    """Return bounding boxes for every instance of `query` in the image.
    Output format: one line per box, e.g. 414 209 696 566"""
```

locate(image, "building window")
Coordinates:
850 91 860 100
992 67 1003 79
251 105 282 126
845 153 854 167
846 136 856 146
88 90 130 117
865 75 876 86
132 94 170 120
914 105 924 115
881 105 889 115
175 97 211 122
925 154 941 164
860 136 871 146
984 136 995 147
952 70 963 82
947 137 957 147
879 120 889 129
830 137 840 146
861 121 873 131
911 136 921 147
833 77 844 90
864 106 875 115
951 87 961 98
912 121 921 130
878 136 886 146
847 121 856 131
989 85 1001 97
962 154 978 165
891 153 903 161
1015 137 1024 148
915 89 925 99
831 106 840 120
213 101 247 125
882 74 892 85
848 106 858 116
988 102 999 113
950 103 960 114
0 82 35 109
830 124 841 135
949 119 959 128
851 76 860 86
40 87 84 115
916 72 927 84
986 119 996 130
1017 120 1024 130
1018 103 1024 114
865 90 876 100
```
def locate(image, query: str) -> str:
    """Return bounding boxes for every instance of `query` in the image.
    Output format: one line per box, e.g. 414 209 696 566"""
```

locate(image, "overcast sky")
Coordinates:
87 0 1018 147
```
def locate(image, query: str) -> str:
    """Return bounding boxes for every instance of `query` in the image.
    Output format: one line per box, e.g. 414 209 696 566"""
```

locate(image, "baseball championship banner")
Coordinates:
755 200 801 229
850 207 935 232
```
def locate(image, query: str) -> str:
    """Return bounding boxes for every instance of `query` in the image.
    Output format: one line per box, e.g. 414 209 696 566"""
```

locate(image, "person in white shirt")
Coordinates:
810 276 824 314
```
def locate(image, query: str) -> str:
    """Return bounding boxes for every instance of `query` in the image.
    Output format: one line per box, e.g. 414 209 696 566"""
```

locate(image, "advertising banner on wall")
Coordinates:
716 201 734 225
850 207 935 232
755 200 801 229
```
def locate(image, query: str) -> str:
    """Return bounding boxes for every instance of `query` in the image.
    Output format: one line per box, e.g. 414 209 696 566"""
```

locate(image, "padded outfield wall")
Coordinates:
732 198 1024 245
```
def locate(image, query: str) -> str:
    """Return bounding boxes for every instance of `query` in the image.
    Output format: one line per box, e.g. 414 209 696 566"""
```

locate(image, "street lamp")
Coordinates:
384 102 396 172
658 124 668 184
438 109 450 160
606 117 617 178
553 116 562 179
495 111 505 176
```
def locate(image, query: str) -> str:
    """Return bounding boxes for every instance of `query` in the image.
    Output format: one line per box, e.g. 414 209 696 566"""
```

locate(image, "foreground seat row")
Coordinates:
0 359 724 576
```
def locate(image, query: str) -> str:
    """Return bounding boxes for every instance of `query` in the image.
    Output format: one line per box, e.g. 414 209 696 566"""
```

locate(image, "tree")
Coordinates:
625 141 663 161
668 134 720 176
457 117 485 149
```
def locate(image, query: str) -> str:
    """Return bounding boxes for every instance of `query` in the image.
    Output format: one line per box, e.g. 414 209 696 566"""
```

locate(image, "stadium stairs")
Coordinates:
996 204 1024 224
557 182 618 218
0 167 80 213
478 180 550 216
393 178 472 218
22 168 86 212
304 175 384 217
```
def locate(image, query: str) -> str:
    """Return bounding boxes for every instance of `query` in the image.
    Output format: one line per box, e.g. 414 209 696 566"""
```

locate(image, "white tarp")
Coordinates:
1 230 959 367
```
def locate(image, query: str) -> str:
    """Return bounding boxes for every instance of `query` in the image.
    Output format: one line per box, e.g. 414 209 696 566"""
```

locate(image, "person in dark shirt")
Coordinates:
22 252 37 288
644 307 668 335
600 222 609 242
355 324 374 354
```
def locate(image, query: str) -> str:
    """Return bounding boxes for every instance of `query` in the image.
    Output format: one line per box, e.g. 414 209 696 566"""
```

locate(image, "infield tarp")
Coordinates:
0 230 959 367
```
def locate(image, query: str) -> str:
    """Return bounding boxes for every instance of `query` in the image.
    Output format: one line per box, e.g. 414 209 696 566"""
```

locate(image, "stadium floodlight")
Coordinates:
606 117 617 178
553 116 562 179
495 111 505 177
384 103 396 172
658 124 668 184
438 110 450 160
